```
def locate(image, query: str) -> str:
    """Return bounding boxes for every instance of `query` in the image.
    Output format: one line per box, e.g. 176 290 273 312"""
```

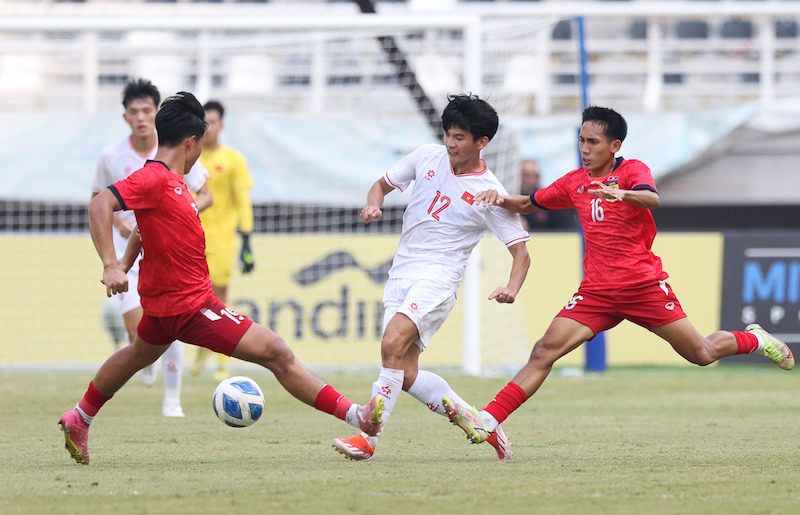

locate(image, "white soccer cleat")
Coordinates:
140 363 158 387
162 401 185 418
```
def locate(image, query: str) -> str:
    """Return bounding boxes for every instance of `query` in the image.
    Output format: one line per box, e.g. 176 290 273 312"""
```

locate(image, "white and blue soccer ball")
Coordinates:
212 376 265 428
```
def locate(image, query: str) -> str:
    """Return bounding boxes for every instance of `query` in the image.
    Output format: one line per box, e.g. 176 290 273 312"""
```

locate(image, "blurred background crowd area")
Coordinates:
2 1 799 215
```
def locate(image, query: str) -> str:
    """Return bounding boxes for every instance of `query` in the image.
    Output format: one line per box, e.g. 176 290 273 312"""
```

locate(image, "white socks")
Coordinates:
161 341 183 391
373 367 404 426
407 371 501 431
75 405 93 425
407 370 467 417
360 369 491 446
752 331 765 352
363 367 404 446
345 404 360 429
482 411 500 432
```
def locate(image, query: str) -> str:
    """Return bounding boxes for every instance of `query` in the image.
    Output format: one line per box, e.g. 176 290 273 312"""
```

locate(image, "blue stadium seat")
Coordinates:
776 19 798 38
721 18 754 39
630 19 647 40
676 20 709 39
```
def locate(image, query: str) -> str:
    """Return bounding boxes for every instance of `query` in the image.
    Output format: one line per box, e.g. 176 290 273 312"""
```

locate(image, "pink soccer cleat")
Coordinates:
356 395 385 437
59 409 90 465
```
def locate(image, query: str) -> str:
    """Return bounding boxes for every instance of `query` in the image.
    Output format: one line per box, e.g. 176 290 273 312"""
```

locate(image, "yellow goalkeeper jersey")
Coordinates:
198 145 254 282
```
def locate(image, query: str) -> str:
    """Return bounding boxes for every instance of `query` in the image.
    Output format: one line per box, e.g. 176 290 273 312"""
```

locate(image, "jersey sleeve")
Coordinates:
485 205 531 247
532 172 574 210
184 161 210 193
484 179 530 246
92 152 113 194
384 145 428 192
111 168 163 211
623 160 658 193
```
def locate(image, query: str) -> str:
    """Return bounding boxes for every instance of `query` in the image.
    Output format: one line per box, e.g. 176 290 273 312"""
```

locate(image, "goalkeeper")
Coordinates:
191 100 256 381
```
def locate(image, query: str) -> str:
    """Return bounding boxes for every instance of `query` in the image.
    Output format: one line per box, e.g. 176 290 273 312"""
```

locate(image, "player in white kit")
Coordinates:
92 78 212 417
332 94 530 461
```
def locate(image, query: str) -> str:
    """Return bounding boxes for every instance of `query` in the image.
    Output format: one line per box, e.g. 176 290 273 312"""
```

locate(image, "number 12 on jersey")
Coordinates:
427 190 451 221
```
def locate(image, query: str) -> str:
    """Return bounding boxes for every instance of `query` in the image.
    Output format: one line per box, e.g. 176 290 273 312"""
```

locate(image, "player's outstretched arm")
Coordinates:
361 177 394 224
475 191 538 214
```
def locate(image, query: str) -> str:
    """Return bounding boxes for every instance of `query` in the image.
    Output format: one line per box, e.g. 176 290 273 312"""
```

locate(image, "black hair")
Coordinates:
122 78 160 110
203 100 225 119
441 94 499 141
582 106 628 143
155 92 207 147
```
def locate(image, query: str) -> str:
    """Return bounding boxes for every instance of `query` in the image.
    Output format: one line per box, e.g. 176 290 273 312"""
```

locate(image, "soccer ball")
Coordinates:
212 376 265 428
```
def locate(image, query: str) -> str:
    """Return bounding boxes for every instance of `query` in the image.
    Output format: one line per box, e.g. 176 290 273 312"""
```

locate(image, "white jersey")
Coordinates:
92 136 209 273
385 144 529 284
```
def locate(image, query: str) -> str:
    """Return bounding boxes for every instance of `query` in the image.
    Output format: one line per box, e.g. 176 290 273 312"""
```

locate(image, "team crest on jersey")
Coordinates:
577 186 585 194
426 170 435 181
461 191 475 205
605 176 620 202
174 187 183 195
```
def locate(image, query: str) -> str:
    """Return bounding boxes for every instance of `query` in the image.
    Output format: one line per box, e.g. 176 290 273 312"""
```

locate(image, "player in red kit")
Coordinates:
58 92 383 465
443 105 794 449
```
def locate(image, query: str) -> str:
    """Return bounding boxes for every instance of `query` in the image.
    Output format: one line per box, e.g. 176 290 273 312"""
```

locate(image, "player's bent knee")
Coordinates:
380 334 413 363
233 324 295 367
684 348 714 367
529 339 564 365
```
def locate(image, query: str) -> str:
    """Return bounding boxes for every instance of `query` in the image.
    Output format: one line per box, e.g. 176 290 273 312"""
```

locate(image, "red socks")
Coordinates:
482 381 528 425
733 330 759 355
314 384 352 421
78 381 113 417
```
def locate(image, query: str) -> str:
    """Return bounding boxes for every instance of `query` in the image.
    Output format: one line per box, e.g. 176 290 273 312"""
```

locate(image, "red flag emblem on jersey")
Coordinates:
461 191 475 204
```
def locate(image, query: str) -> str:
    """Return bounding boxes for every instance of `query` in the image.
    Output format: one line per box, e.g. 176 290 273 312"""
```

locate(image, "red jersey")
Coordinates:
109 160 213 316
533 158 667 291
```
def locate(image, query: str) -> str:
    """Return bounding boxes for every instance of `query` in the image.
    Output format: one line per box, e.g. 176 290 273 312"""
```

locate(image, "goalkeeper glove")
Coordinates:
240 234 255 274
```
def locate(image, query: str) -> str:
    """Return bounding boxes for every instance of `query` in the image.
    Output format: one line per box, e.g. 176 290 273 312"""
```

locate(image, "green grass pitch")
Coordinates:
1 366 798 514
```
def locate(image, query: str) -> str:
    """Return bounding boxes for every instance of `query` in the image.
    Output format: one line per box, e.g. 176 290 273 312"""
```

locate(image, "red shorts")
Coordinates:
137 295 253 356
557 280 687 335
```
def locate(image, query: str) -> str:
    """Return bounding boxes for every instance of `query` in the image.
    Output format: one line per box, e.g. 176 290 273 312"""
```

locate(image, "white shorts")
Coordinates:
383 278 458 352
116 270 141 316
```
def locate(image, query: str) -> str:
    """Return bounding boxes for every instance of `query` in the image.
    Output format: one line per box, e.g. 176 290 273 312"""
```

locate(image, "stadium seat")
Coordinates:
721 18 754 39
775 19 798 38
630 19 647 40
676 20 709 39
